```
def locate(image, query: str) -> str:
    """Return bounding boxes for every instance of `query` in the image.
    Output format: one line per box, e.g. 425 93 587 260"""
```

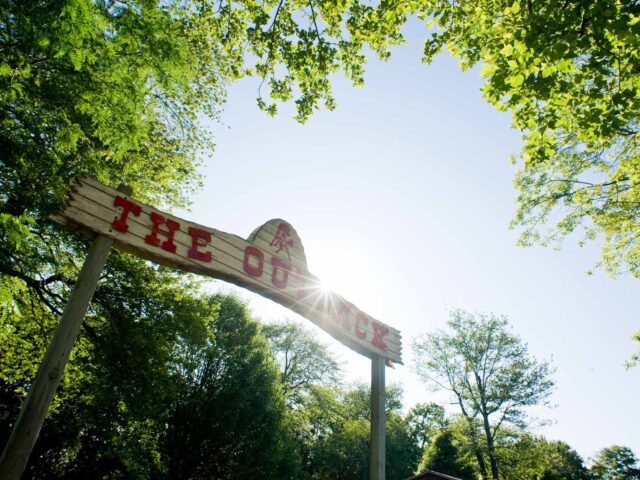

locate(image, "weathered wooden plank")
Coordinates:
54 177 403 363
63 197 401 344
60 201 402 360
64 193 404 352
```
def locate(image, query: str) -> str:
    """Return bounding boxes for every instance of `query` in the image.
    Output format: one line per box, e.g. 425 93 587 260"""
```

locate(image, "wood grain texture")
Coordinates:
53 176 403 363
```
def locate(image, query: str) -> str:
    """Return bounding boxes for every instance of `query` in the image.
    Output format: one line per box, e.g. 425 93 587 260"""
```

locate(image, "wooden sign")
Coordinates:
52 176 402 364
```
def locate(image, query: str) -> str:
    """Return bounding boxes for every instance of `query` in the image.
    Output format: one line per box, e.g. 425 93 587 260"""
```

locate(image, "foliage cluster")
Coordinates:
1 271 301 478
417 0 640 279
3 296 639 479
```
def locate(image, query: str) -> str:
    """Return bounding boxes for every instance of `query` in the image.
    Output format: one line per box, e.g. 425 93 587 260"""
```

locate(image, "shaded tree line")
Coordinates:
2 292 639 479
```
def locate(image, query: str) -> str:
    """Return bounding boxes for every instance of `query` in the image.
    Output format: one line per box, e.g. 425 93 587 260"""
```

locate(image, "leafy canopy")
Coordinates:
263 319 340 406
590 445 640 480
418 428 479 480
494 431 589 480
418 0 640 276
300 383 421 480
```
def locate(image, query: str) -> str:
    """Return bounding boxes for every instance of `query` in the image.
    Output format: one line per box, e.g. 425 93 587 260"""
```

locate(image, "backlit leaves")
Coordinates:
417 0 640 277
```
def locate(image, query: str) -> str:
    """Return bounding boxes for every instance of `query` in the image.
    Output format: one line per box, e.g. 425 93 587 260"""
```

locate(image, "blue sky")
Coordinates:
181 22 640 461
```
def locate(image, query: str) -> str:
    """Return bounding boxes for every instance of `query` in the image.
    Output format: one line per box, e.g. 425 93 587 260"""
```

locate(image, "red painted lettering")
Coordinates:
355 313 369 340
372 322 389 350
187 227 212 262
112 196 141 232
243 246 264 277
271 257 291 289
144 211 180 253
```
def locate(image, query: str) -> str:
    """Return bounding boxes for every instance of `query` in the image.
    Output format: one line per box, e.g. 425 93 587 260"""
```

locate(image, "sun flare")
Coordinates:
318 279 333 295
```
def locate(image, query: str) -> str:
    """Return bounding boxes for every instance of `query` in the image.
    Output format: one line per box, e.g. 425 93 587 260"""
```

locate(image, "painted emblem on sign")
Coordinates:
269 222 294 260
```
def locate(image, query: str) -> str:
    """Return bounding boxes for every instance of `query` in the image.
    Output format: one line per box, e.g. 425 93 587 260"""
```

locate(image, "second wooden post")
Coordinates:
370 355 386 480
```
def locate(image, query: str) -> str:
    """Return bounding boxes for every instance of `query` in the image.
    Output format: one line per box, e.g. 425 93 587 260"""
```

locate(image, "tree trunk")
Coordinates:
458 396 488 480
481 412 499 480
466 419 489 480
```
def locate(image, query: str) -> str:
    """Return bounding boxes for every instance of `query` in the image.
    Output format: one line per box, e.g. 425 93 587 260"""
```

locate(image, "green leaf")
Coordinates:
509 73 525 87
501 44 514 57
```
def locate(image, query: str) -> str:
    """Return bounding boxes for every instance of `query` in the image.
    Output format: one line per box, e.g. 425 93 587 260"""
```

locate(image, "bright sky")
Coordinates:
182 22 640 461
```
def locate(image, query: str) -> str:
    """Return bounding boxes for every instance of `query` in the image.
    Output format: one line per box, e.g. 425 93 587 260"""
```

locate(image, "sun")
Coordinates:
318 279 333 295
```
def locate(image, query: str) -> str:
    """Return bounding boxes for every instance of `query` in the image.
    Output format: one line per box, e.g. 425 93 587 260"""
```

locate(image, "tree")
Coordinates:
590 445 640 480
494 431 589 480
302 383 421 480
412 310 555 480
163 293 300 479
417 0 640 277
418 428 479 480
417 418 589 480
1 253 219 478
539 440 590 480
406 402 447 451
263 320 340 406
386 411 423 480
310 414 370 480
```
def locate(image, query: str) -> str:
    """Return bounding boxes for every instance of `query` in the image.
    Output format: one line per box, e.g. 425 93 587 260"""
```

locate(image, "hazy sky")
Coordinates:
179 22 640 461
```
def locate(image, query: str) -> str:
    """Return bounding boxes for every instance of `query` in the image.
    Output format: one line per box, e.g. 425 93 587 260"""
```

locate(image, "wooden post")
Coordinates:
0 197 123 479
370 355 386 480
